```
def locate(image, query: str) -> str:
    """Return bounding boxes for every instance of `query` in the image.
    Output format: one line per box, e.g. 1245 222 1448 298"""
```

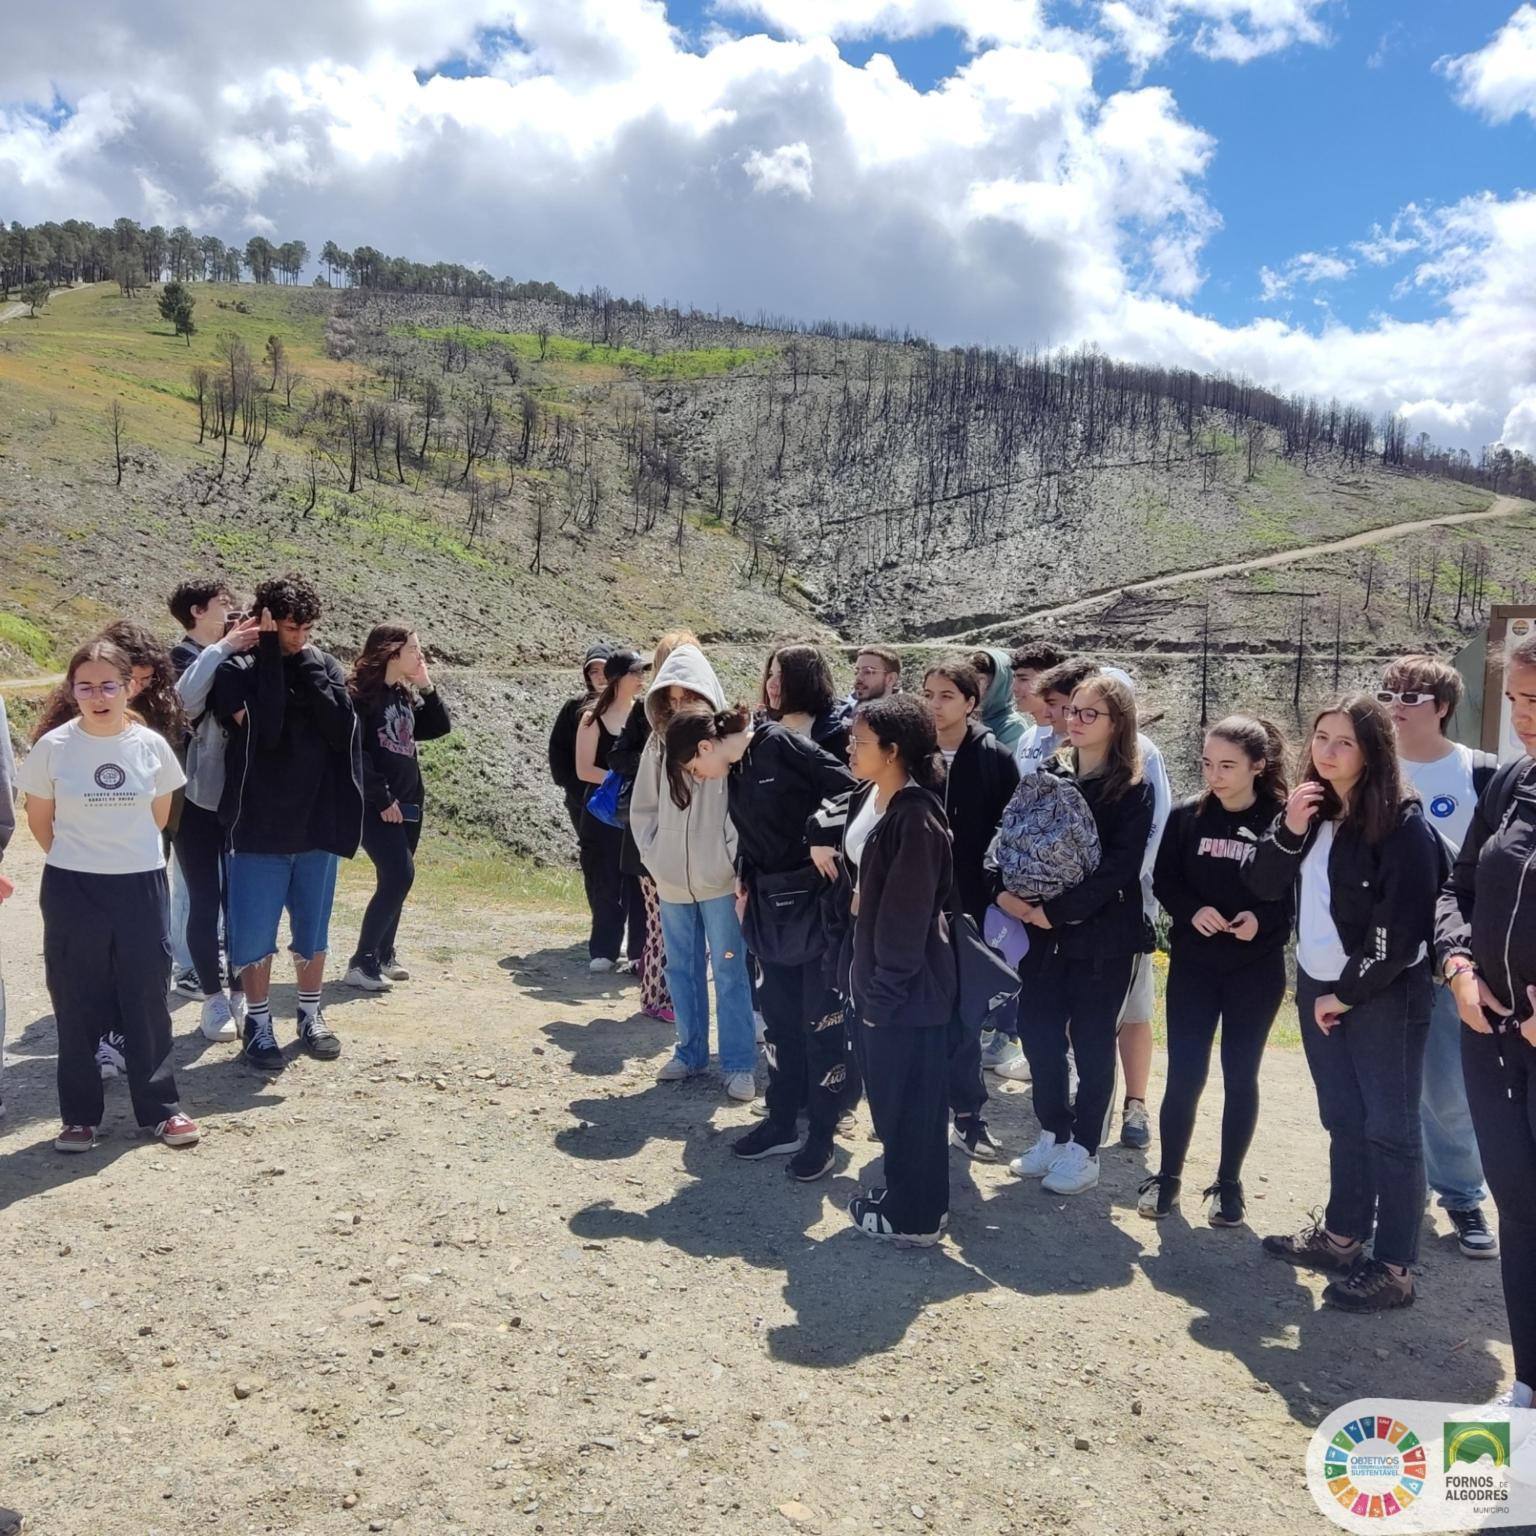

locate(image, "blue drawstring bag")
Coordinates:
585 771 625 828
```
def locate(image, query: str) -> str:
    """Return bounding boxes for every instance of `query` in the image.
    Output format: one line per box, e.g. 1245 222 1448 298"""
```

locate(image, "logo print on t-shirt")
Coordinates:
94 763 127 791
1429 795 1457 820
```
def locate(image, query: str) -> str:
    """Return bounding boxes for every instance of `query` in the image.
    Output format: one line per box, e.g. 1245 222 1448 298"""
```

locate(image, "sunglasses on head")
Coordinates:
1375 690 1433 707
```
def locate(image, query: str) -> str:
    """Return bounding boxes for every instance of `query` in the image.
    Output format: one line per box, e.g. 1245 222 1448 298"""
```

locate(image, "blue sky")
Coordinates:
4 0 1535 448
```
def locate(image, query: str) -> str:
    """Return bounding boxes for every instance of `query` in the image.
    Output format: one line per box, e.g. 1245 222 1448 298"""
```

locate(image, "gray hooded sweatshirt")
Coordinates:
629 645 739 904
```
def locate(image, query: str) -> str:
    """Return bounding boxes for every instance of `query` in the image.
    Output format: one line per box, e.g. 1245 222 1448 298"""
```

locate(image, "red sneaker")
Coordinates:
155 1114 201 1148
54 1125 97 1153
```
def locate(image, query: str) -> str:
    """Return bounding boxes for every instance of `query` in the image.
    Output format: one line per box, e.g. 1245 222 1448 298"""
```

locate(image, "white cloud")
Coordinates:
0 0 1530 456
744 140 814 195
1441 4 1536 123
1096 0 1334 74
1257 248 1353 301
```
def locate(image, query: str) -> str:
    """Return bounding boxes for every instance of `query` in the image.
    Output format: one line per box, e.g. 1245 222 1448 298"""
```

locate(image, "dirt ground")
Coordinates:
0 834 1514 1536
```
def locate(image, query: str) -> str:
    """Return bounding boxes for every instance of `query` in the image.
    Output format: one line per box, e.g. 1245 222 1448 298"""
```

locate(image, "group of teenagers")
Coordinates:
552 630 1536 1407
0 571 450 1152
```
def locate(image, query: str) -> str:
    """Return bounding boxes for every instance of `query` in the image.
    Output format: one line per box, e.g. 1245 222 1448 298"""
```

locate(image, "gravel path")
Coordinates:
0 836 1512 1536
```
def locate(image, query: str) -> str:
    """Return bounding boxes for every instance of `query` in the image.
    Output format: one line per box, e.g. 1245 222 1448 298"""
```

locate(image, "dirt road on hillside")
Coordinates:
0 833 1515 1536
943 495 1529 642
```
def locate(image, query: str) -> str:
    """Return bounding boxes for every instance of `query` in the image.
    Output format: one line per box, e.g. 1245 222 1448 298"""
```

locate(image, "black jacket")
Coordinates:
1247 798 1441 1006
837 781 957 1029
1436 757 1536 1021
728 721 856 879
355 685 451 812
1153 795 1291 974
1022 769 1156 959
810 707 849 764
212 634 364 859
548 694 590 798
942 719 1019 924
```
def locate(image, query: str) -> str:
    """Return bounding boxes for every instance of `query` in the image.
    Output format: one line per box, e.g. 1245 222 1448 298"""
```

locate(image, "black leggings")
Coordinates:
1158 949 1286 1182
1462 1028 1536 1387
172 799 230 997
352 814 422 969
1018 945 1134 1157
579 813 640 963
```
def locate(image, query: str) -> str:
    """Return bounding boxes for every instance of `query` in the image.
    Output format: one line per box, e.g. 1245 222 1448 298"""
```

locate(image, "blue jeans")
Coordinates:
1298 964 1430 1269
1421 980 1488 1210
658 895 756 1075
227 850 339 970
169 848 194 975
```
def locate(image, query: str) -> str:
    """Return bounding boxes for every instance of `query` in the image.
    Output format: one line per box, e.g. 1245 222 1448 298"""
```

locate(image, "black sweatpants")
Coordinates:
352 815 422 970
1462 1028 1536 1386
1019 945 1135 1157
578 813 631 963
41 866 181 1129
948 1019 989 1123
759 957 861 1137
172 798 230 997
854 1015 950 1235
1159 948 1287 1182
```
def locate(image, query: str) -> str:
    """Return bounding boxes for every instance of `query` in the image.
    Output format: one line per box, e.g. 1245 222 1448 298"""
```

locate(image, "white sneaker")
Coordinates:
655 1055 697 1083
982 1034 1029 1080
589 957 615 974
229 991 248 1029
96 1034 126 1080
198 992 237 1042
343 965 392 992
1009 1130 1061 1179
724 1071 758 1102
1490 1381 1535 1409
1042 1140 1100 1195
380 960 410 981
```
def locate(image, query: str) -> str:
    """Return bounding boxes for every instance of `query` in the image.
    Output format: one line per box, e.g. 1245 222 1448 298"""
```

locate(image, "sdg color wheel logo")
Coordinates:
1323 1415 1427 1519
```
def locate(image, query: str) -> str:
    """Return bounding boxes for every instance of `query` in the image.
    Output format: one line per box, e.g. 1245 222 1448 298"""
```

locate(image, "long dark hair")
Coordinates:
763 643 836 718
1069 676 1141 803
32 640 135 741
99 619 186 741
1202 715 1289 809
585 650 643 726
1300 692 1408 845
857 693 944 792
349 621 415 709
663 703 753 809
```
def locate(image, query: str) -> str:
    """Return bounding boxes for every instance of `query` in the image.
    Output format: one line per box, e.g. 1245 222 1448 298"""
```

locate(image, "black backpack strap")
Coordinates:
1470 749 1500 798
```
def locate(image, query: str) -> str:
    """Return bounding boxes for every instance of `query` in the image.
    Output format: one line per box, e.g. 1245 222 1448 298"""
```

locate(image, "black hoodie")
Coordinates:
212 634 364 858
728 721 856 878
831 781 957 1029
355 685 452 812
1436 757 1536 1021
942 718 1019 924
1246 797 1440 1006
1153 794 1291 974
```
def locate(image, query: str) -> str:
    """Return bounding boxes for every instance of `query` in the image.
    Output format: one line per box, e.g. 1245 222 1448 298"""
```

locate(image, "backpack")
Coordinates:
991 770 1101 901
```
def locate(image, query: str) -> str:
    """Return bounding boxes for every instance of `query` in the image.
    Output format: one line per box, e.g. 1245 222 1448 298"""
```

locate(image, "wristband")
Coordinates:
1444 958 1477 983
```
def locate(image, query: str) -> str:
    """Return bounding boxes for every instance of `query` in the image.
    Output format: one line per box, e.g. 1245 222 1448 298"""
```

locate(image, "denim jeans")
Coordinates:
1421 980 1488 1210
658 894 757 1075
1297 964 1431 1269
169 847 194 976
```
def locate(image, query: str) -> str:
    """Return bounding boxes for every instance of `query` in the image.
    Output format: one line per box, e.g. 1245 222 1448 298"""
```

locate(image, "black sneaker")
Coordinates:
732 1120 802 1160
1322 1257 1415 1313
1261 1211 1362 1274
786 1137 835 1181
1203 1179 1246 1228
243 1018 284 1072
949 1116 1003 1161
0 1505 23 1536
171 970 203 999
298 1009 342 1060
1448 1206 1499 1259
1136 1173 1181 1220
848 1192 942 1248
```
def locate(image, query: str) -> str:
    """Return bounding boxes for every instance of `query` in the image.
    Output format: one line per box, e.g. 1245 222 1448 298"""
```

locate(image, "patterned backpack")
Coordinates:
990 770 1101 901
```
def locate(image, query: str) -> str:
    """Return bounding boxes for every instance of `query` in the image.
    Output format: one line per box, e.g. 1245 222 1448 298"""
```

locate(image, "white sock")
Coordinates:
297 987 321 1021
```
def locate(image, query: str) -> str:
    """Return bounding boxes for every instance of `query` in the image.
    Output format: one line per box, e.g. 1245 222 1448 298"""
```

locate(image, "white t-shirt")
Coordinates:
1297 820 1350 983
1402 744 1476 855
845 778 910 870
1014 723 1061 777
17 719 185 875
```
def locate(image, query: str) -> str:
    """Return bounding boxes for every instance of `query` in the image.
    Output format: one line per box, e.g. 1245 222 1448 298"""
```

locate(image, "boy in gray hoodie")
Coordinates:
629 645 758 1099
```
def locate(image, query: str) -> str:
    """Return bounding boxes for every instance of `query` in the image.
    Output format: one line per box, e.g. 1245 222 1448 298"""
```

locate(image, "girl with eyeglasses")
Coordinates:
1246 693 1440 1311
1004 676 1155 1196
16 640 200 1153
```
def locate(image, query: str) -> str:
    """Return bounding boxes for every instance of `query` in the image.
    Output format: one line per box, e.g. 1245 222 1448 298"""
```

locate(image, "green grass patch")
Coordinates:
0 612 59 668
397 325 774 378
